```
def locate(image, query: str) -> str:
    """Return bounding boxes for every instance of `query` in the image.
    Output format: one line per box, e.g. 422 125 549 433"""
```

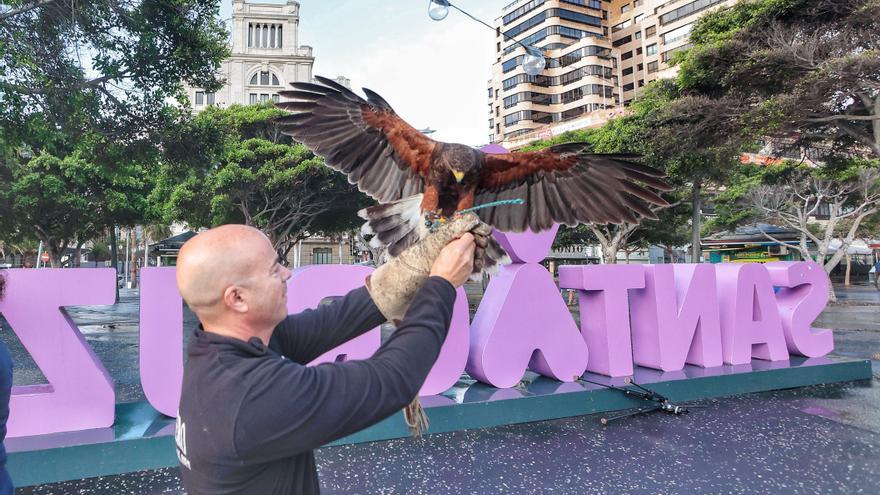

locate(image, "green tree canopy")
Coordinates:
0 0 228 145
154 103 371 258
674 0 880 157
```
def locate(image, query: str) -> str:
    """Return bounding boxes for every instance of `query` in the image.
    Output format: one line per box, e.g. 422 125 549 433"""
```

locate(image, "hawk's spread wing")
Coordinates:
475 143 671 232
275 76 433 203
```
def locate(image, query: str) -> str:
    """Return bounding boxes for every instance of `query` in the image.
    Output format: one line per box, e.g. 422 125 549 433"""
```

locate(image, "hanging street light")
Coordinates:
428 0 450 21
427 0 546 76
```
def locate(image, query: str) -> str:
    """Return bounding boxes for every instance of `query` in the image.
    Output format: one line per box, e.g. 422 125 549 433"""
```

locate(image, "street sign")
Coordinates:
40 252 49 263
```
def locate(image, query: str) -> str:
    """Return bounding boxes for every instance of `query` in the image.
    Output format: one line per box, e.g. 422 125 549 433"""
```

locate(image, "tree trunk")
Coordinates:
129 228 138 288
828 280 837 303
110 226 119 302
73 240 84 268
844 252 852 286
691 179 702 263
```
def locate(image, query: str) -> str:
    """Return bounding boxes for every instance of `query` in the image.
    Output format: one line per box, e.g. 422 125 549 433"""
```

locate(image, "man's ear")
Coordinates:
223 285 249 314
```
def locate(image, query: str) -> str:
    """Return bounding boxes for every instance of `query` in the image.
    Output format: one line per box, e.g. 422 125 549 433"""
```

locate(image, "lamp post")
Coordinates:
427 0 546 76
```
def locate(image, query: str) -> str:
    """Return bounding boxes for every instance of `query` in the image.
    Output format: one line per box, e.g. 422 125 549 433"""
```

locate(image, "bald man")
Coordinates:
175 221 479 495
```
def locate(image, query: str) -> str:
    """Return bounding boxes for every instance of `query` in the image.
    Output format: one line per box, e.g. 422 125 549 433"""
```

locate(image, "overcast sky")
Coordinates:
219 0 511 146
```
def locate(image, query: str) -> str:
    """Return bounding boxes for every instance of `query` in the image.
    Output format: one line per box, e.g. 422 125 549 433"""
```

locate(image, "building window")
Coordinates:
634 0 643 6
623 82 634 91
313 248 332 265
636 47 643 55
278 26 283 48
647 61 659 73
621 51 633 61
249 93 257 104
634 13 644 23
195 91 204 105
637 63 644 71
621 4 631 13
659 0 726 26
260 94 269 102
661 23 694 45
262 25 268 47
646 43 658 56
645 25 656 37
248 24 253 47
612 20 631 32
272 94 280 103
635 31 642 40
622 67 633 76
270 25 276 48
613 35 632 47
206 93 215 105
638 79 644 87
249 71 280 86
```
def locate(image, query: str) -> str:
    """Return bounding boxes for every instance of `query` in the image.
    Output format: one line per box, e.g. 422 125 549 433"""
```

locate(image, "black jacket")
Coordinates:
177 277 457 495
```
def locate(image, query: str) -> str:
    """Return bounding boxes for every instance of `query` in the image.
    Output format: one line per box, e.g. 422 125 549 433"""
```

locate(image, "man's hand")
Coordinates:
429 233 476 288
366 213 482 322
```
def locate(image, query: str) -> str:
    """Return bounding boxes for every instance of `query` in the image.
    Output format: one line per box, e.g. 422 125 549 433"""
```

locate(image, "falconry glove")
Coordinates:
366 212 483 323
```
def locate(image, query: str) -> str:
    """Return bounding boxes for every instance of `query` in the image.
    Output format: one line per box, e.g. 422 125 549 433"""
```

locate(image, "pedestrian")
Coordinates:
0 272 14 495
874 258 880 290
175 216 486 495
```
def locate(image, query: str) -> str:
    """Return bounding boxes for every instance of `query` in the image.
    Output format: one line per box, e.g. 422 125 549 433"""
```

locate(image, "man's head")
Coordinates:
176 225 291 341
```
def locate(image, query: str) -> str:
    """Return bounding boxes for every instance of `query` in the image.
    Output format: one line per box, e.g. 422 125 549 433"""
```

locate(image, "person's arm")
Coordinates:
272 286 386 364
233 277 456 463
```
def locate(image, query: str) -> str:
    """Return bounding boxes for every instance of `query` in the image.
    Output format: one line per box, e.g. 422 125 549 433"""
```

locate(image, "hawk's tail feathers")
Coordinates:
470 236 511 282
359 194 427 259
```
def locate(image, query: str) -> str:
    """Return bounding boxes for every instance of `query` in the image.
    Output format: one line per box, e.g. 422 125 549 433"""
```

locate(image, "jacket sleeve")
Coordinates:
273 286 387 364
233 277 457 462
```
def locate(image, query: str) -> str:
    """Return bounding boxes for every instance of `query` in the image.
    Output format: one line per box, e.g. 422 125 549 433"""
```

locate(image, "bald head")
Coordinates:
176 225 273 313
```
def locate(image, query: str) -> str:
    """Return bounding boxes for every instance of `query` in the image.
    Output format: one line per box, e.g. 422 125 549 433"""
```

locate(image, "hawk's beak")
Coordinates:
452 170 465 183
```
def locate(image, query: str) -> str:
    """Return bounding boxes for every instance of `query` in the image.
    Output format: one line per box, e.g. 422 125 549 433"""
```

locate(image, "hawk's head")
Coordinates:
438 143 481 185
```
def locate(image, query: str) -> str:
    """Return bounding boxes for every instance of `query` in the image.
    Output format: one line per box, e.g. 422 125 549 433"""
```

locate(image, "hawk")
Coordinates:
275 76 670 270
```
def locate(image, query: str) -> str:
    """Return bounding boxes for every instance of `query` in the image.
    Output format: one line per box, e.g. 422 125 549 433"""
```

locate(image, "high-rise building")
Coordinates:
183 0 315 112
488 0 736 149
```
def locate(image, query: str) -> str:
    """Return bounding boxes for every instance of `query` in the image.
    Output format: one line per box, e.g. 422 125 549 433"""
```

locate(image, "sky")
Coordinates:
219 0 511 146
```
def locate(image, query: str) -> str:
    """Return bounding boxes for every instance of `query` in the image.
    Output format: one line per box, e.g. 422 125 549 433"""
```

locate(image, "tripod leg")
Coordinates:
600 406 661 425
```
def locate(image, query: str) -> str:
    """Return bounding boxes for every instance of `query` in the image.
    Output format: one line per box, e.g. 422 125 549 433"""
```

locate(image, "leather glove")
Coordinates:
366 212 482 323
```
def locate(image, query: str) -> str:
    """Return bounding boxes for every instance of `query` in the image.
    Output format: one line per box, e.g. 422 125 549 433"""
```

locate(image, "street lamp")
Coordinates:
427 0 546 76
428 0 449 21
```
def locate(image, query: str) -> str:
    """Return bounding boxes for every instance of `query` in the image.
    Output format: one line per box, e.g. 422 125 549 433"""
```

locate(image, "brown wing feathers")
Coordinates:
476 144 671 232
275 76 432 203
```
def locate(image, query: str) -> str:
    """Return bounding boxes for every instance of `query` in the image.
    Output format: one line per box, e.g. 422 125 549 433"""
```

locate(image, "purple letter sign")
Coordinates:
559 264 645 377
140 267 183 417
629 264 723 371
715 263 789 364
1 269 116 437
468 226 589 388
766 261 833 357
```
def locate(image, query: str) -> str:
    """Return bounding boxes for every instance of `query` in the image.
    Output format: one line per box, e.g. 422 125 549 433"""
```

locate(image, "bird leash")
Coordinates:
426 199 525 232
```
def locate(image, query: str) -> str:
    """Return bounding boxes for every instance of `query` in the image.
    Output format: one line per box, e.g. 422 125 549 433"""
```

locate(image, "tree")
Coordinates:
154 103 371 259
710 158 880 298
674 0 880 157
747 161 880 274
525 88 693 263
0 134 155 267
0 0 228 142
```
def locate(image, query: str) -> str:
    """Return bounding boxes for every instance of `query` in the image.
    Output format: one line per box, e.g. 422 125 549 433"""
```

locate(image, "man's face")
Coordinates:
243 238 292 328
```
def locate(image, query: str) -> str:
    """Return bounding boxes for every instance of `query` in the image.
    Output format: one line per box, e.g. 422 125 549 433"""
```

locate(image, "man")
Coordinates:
874 258 880 290
175 217 481 494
